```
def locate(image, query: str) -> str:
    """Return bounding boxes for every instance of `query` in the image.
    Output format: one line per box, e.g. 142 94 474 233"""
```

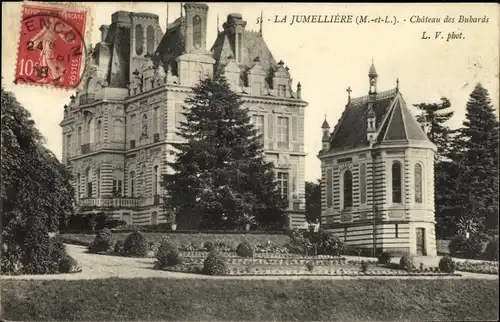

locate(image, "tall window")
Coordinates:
392 162 402 203
77 173 80 199
87 118 94 144
192 15 202 50
251 115 264 144
414 163 423 203
277 117 289 149
326 169 333 208
135 25 144 56
130 114 137 140
278 84 287 97
153 165 159 195
113 119 124 142
77 127 82 147
153 107 159 134
96 120 102 142
113 179 123 196
66 134 72 157
96 169 101 197
146 25 155 54
129 171 136 197
86 168 92 198
360 163 367 204
141 114 148 137
277 172 289 202
343 170 353 208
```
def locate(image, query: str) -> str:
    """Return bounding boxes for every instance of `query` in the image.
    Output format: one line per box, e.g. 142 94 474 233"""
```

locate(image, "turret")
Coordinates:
367 103 377 144
322 115 331 151
369 60 378 95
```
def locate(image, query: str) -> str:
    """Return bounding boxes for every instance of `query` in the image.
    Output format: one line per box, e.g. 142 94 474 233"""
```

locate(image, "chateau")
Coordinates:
318 64 437 256
60 3 308 228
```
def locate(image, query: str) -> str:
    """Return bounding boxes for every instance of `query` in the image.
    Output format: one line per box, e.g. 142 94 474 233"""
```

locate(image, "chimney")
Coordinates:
99 25 109 42
223 13 246 64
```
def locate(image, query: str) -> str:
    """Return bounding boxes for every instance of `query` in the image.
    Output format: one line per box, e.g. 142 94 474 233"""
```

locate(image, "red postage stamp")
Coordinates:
15 2 89 89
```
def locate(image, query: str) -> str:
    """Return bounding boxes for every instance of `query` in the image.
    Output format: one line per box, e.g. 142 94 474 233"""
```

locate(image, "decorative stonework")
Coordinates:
388 211 405 219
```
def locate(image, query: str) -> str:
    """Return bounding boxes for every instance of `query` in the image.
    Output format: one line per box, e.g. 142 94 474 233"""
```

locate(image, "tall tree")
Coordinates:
1 87 75 274
305 180 321 223
162 75 286 230
448 83 499 236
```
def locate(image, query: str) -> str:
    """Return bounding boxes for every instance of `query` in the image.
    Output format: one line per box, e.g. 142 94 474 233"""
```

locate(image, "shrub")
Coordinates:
378 252 392 265
236 242 254 258
483 237 499 261
449 235 483 259
204 241 215 252
360 260 369 273
59 254 79 273
88 228 113 253
123 231 149 257
202 251 228 276
156 240 182 268
399 255 415 271
113 240 124 255
306 261 314 272
286 229 313 255
438 255 456 274
309 230 347 257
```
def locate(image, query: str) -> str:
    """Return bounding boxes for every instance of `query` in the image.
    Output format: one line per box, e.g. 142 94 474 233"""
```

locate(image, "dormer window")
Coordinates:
278 84 286 97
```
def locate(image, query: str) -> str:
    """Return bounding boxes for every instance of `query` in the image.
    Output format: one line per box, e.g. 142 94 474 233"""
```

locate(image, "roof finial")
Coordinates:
166 3 169 32
346 86 352 102
259 11 263 36
396 78 399 91
217 14 220 33
180 2 183 17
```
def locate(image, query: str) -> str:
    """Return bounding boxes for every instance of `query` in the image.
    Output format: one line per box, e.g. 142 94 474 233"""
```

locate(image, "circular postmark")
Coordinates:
15 8 89 89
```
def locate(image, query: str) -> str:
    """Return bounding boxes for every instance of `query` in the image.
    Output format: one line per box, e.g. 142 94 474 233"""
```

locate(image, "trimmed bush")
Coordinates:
483 237 499 261
123 231 149 257
59 254 79 273
204 241 215 252
310 230 347 257
113 240 124 255
378 252 392 265
156 239 182 268
449 235 483 259
438 256 456 274
88 228 113 253
306 261 314 272
236 242 254 258
202 251 228 276
399 255 415 271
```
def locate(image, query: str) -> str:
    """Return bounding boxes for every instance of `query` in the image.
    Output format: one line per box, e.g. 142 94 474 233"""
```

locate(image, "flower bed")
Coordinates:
455 261 499 275
180 257 348 266
179 251 340 259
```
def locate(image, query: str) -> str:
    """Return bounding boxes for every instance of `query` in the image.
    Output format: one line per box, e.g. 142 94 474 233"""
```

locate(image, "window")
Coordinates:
267 114 274 139
66 134 72 157
96 169 100 197
135 25 144 56
392 162 402 203
77 173 80 199
141 114 148 137
130 114 137 140
414 163 423 203
153 107 160 134
77 127 82 147
395 224 399 238
96 120 102 142
251 115 264 143
113 119 124 142
326 168 333 208
86 168 92 198
153 165 159 195
277 172 289 202
87 118 94 143
343 170 353 208
278 84 287 97
142 165 147 193
360 163 366 204
192 15 202 50
146 25 155 54
112 180 123 196
277 117 289 149
129 171 136 197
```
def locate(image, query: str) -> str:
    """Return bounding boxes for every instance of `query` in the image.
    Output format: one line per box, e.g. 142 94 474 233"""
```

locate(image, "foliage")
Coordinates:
156 238 182 268
162 75 286 230
438 256 456 274
63 213 126 232
1 87 75 274
360 260 369 273
88 228 114 253
113 240 124 255
305 261 314 272
236 241 254 258
305 180 321 223
399 255 415 271
483 237 499 261
449 235 484 259
202 250 228 276
455 260 499 275
378 252 392 265
286 229 313 255
255 240 290 254
203 241 215 251
59 254 79 273
123 231 149 257
308 230 347 257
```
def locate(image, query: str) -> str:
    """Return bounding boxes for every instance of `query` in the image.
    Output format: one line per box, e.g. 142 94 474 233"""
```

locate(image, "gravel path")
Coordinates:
1 244 498 281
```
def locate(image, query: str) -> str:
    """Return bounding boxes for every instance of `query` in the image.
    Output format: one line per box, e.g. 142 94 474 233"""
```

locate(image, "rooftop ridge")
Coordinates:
349 88 398 107
167 17 184 30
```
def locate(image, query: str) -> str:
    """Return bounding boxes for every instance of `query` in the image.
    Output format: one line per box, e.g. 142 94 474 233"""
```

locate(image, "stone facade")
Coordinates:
318 63 437 256
60 3 308 228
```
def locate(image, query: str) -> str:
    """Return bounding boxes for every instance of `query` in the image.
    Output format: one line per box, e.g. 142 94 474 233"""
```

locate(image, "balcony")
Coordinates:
78 197 142 209
79 93 96 105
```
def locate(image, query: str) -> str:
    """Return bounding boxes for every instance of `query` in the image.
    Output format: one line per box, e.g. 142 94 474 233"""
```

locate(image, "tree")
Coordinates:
162 75 286 230
448 83 499 236
305 180 321 223
1 86 75 274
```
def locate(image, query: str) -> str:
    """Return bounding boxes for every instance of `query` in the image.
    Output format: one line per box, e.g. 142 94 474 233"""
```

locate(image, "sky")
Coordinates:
2 2 499 182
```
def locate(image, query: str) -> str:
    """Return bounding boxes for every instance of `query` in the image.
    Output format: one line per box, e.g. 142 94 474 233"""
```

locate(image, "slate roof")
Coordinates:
154 17 186 75
329 89 429 151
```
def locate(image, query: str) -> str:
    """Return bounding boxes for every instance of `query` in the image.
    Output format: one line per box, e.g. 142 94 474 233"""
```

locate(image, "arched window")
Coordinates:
113 119 124 142
87 118 94 143
129 171 136 197
146 25 155 55
86 168 92 198
343 170 353 208
77 127 82 147
192 15 202 50
96 169 101 197
112 169 123 197
392 162 402 203
152 165 159 195
414 163 423 203
96 120 102 143
135 24 144 56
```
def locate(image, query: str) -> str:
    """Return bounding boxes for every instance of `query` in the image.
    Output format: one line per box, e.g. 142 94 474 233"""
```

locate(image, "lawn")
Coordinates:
60 232 291 249
1 279 498 321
